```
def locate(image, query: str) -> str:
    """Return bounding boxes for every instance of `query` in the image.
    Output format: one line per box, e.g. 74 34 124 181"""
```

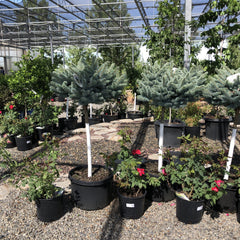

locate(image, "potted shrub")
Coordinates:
62 100 79 130
178 101 204 138
203 66 240 141
32 102 61 140
52 57 127 210
141 149 176 202
116 94 127 119
165 136 226 224
101 102 119 122
12 116 34 151
0 103 18 148
138 62 206 147
105 128 159 219
1 137 65 222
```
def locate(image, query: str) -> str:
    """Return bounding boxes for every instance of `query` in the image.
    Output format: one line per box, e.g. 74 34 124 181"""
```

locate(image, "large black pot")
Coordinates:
102 114 119 122
69 165 113 210
15 135 33 151
88 116 102 125
215 185 238 213
118 188 146 219
176 196 204 224
185 126 200 138
155 120 185 148
36 190 65 222
147 180 175 202
205 118 230 141
35 126 53 141
127 111 143 120
64 117 78 130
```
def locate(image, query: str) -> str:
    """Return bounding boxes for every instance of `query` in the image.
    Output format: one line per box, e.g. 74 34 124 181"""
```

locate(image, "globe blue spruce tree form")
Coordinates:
137 61 207 122
204 66 240 126
51 57 127 177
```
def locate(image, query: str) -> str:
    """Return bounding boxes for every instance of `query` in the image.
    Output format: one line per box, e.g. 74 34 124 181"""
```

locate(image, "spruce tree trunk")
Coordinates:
83 105 92 177
234 107 240 127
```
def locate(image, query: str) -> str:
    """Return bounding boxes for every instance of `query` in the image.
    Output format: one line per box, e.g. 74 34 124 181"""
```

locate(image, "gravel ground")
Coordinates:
0 122 240 240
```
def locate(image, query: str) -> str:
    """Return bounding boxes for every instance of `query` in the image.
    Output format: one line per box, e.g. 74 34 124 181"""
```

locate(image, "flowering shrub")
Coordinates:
165 135 227 204
107 128 159 196
12 117 34 137
0 103 18 135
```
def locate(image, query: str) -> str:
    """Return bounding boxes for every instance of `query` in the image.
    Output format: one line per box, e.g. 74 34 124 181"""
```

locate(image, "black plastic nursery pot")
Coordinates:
88 116 102 125
117 189 147 219
147 180 175 202
127 111 143 120
64 117 78 130
102 114 119 122
176 196 204 224
205 118 230 141
15 135 33 151
69 165 113 210
215 185 238 213
35 126 53 141
185 126 200 138
4 134 16 148
155 120 185 148
36 191 65 222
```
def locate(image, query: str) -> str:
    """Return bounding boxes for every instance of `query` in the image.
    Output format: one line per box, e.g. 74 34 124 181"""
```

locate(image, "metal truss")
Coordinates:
0 0 235 50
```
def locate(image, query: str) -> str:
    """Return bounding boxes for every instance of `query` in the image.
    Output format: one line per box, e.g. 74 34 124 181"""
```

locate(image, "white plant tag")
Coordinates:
197 205 203 211
26 140 31 144
126 203 135 208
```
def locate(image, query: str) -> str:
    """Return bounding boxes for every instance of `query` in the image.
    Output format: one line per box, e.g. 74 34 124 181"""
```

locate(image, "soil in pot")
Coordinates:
176 195 205 224
69 165 113 210
117 188 146 219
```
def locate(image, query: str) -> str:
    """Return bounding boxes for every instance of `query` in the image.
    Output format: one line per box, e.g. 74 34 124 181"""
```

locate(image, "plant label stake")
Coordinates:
133 93 136 111
66 97 69 120
90 104 93 118
86 122 92 177
224 128 237 180
158 123 164 172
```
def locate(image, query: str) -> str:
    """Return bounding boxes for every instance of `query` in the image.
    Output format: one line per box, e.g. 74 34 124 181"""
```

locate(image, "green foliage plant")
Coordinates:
165 136 226 204
178 102 204 127
198 0 240 74
204 66 240 125
8 49 61 117
0 103 18 135
144 0 185 66
138 61 207 122
5 137 62 202
32 102 61 127
12 116 34 137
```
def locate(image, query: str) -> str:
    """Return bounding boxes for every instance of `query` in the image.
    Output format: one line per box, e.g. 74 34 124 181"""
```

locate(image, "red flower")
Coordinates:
105 113 108 115
212 187 219 192
132 149 141 155
0 111 2 114
215 180 224 187
50 98 54 102
161 168 167 176
137 168 145 176
9 105 14 110
25 117 28 119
